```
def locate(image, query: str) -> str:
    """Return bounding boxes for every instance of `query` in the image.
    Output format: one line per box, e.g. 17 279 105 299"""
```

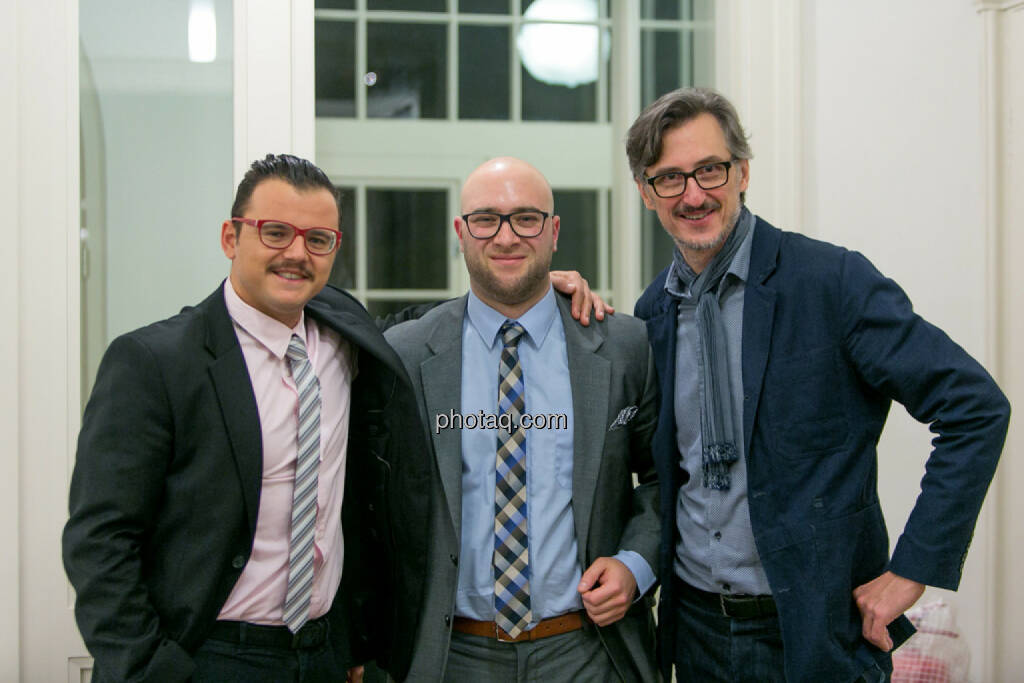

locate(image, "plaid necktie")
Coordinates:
283 334 320 633
493 320 532 638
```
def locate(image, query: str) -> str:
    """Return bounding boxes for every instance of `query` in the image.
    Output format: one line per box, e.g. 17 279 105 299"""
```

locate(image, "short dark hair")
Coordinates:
626 87 752 183
230 153 341 221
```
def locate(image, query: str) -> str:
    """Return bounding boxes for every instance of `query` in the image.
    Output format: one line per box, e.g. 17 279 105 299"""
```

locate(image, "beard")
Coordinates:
463 248 552 308
674 200 743 253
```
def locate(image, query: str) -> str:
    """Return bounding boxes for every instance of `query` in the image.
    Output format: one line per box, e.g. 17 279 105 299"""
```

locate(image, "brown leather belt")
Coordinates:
452 611 586 643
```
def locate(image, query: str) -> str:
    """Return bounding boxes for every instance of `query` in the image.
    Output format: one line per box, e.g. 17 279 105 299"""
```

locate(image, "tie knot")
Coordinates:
500 320 526 348
286 334 309 362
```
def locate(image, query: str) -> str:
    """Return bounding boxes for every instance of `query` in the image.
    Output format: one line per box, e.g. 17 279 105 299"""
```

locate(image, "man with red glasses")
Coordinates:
63 153 605 683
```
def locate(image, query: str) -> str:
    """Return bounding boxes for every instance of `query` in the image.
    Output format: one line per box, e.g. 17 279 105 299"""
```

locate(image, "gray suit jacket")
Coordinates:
385 293 660 682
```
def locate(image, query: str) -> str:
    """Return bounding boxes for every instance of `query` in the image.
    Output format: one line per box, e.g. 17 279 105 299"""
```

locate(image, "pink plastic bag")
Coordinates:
892 600 969 683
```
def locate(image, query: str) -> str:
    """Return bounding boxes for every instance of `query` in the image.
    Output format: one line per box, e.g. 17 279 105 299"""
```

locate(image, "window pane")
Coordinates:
328 186 357 289
641 27 714 105
641 0 713 20
367 189 448 288
642 209 676 285
460 26 510 120
316 0 355 9
368 0 444 10
518 15 603 121
367 23 448 119
316 20 356 117
460 0 509 13
521 66 596 121
549 190 599 285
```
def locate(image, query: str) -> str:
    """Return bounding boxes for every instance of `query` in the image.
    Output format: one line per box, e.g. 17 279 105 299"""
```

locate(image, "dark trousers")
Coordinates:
192 625 344 683
672 579 890 683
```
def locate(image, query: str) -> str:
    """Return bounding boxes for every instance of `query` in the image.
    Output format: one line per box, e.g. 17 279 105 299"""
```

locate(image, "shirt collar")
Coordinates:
664 207 756 300
223 279 308 359
466 284 558 350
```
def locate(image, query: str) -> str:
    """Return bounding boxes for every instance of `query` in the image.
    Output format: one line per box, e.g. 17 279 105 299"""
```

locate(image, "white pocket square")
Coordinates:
608 405 639 431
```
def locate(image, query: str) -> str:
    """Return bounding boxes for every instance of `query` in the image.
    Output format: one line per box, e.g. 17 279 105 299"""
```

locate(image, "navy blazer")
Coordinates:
635 216 1010 682
63 284 432 682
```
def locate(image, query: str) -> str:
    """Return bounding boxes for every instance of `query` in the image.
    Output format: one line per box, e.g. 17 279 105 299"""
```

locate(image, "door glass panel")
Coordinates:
79 0 233 401
367 22 448 118
460 25 511 120
316 20 356 117
549 190 598 283
366 188 448 288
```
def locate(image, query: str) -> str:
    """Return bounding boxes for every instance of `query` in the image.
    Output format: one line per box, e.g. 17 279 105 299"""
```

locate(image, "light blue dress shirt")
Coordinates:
667 208 771 595
455 286 655 625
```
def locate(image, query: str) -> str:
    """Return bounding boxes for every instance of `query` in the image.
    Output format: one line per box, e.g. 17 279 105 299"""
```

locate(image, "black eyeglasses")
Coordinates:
231 217 341 255
461 210 550 239
644 160 737 199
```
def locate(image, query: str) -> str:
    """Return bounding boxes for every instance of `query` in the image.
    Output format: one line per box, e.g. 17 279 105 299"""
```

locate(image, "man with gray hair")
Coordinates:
628 87 1009 682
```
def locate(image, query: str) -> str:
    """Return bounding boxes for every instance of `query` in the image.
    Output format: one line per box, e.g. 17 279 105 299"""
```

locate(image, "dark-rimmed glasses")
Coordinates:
461 210 550 239
231 217 341 255
644 160 736 198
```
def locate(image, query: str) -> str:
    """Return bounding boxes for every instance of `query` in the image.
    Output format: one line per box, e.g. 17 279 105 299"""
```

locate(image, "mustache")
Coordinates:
677 199 721 213
267 259 313 278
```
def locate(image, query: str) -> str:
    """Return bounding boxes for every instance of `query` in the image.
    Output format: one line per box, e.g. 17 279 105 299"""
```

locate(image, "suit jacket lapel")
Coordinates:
420 298 468 537
742 219 780 453
557 296 610 565
201 285 263 536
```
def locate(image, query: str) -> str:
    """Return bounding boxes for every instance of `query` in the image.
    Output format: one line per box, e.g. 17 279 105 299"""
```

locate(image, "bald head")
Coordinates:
455 156 560 318
460 157 553 215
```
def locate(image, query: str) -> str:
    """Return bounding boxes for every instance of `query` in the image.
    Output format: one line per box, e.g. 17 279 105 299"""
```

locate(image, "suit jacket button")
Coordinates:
450 554 458 566
231 555 246 569
444 615 451 626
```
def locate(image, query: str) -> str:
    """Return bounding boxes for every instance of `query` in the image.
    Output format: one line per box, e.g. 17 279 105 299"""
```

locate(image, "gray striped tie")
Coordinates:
283 334 320 633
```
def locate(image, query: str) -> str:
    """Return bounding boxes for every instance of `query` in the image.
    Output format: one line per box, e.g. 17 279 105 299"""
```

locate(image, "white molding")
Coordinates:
975 0 1024 12
715 0 803 234
68 657 93 683
0 1 21 680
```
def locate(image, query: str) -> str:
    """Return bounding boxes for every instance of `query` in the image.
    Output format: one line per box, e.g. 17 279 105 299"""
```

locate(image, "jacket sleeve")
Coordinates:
616 336 662 585
62 334 194 683
839 250 1010 589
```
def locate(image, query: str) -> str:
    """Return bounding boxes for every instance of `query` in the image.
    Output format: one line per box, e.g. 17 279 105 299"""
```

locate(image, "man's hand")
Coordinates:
852 571 925 651
346 665 364 683
550 271 614 326
577 557 637 626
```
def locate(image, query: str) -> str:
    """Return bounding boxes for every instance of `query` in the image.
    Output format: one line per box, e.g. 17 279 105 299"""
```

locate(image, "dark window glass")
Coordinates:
522 67 596 121
549 190 598 284
641 0 713 20
367 188 448 288
642 209 676 285
328 186 356 290
367 0 444 10
460 0 509 13
315 21 356 117
459 26 510 119
315 0 355 8
367 22 447 119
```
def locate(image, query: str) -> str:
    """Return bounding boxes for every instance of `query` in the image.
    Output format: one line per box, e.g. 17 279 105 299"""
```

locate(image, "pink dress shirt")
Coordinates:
218 282 355 625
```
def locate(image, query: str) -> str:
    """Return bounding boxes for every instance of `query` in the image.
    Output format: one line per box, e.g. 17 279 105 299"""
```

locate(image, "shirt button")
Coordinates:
231 555 246 569
714 531 722 540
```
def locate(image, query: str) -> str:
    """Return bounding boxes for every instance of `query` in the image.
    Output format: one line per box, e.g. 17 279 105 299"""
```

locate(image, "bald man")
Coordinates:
385 158 660 682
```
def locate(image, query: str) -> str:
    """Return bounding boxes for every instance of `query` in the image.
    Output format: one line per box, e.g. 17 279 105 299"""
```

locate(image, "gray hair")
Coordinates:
626 87 752 181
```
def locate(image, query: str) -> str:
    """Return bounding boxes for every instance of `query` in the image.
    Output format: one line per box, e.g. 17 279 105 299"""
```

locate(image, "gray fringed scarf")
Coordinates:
670 209 751 489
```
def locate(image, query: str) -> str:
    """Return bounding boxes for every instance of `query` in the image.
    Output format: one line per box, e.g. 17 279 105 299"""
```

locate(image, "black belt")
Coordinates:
674 576 777 620
208 615 330 650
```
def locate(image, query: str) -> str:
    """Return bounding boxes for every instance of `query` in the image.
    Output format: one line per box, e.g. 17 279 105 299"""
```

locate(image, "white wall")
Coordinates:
802 2 1004 681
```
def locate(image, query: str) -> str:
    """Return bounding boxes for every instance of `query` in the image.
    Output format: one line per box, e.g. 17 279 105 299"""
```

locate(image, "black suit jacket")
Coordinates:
62 283 432 682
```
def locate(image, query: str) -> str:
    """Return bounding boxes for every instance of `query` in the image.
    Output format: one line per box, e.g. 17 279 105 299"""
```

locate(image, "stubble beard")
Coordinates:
464 250 552 308
675 201 743 254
